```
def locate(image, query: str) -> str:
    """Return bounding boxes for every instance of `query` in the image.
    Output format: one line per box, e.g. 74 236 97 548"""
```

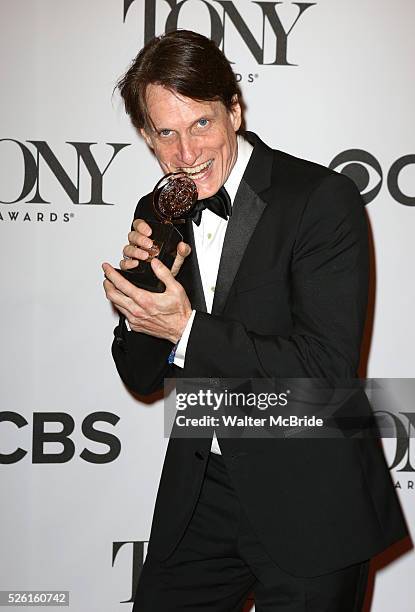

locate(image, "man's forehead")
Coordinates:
144 84 223 124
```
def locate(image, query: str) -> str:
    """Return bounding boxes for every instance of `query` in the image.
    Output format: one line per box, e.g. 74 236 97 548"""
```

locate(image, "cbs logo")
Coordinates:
0 411 120 464
329 150 414 205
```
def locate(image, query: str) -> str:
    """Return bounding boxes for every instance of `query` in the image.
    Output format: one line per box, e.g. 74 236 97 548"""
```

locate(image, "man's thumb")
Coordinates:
151 257 174 287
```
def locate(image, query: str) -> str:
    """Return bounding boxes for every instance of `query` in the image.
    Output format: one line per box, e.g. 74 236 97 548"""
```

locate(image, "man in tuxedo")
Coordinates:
103 30 407 611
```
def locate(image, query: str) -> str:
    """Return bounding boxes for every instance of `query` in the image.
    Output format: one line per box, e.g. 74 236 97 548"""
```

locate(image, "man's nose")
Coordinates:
176 135 201 167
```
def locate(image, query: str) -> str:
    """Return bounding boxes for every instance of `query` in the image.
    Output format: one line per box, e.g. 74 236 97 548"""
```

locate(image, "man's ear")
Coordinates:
140 127 153 149
229 94 242 132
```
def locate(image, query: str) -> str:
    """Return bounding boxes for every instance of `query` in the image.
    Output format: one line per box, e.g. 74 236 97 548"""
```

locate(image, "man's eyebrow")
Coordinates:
194 111 215 121
148 118 172 133
145 113 160 133
147 110 216 133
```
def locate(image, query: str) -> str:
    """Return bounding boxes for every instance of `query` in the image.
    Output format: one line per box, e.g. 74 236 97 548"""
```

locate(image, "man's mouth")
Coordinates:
178 159 213 179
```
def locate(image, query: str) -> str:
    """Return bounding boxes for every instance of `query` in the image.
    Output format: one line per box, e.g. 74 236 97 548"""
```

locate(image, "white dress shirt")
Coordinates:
174 135 253 454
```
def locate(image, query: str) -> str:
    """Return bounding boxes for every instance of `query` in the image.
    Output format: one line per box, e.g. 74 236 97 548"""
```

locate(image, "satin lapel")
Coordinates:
179 132 274 316
212 179 267 315
180 220 207 313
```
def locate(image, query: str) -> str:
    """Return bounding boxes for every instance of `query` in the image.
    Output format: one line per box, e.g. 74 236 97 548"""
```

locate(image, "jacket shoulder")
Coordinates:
269 149 363 215
245 132 360 201
272 148 349 189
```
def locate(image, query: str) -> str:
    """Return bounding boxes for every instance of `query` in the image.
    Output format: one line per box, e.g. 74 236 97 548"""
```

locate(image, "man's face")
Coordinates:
140 83 242 200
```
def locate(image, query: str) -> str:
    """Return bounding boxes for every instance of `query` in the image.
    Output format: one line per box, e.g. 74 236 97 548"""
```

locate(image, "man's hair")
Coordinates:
117 29 243 132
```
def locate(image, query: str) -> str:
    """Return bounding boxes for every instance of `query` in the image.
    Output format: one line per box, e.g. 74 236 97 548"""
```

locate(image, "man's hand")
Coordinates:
120 218 191 278
102 258 192 344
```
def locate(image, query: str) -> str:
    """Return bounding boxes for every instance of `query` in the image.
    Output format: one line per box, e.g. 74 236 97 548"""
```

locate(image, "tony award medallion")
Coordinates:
119 172 198 292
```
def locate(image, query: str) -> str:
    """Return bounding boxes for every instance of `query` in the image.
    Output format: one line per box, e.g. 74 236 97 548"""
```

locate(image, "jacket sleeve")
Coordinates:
111 193 174 395
183 173 369 382
111 316 173 395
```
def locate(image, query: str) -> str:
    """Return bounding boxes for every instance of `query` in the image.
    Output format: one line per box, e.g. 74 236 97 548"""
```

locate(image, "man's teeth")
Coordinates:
180 160 212 175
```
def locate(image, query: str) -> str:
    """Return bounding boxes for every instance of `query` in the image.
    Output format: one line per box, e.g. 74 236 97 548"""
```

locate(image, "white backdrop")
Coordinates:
1 1 414 610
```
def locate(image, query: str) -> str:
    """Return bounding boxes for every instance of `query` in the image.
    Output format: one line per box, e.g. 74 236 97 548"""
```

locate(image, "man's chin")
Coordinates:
196 184 221 200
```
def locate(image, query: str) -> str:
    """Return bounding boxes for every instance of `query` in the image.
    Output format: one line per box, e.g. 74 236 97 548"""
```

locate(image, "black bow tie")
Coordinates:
190 186 232 226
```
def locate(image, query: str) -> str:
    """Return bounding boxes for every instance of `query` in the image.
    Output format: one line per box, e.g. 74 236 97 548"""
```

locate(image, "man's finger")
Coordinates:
171 242 192 277
127 230 154 251
123 243 151 261
132 218 152 236
103 275 134 306
102 262 144 299
119 257 139 270
177 241 191 258
150 257 176 290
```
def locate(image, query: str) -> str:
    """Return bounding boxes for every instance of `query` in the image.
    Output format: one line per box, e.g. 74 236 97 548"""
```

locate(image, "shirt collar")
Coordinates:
224 134 253 206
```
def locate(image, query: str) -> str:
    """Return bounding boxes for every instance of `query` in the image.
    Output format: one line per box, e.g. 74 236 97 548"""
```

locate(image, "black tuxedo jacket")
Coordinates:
112 132 407 577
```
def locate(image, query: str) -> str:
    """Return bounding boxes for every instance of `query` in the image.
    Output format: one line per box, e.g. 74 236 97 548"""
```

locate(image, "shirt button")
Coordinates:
207 232 212 240
211 286 215 292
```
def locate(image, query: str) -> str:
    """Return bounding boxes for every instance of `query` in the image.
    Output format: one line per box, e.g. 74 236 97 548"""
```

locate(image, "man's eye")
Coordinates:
197 118 209 127
159 129 172 137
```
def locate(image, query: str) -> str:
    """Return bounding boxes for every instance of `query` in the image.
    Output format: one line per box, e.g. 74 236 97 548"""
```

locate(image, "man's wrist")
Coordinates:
171 308 193 344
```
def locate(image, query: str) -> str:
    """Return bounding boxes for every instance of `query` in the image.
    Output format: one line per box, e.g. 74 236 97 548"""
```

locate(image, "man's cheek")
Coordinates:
157 158 170 172
158 155 173 171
